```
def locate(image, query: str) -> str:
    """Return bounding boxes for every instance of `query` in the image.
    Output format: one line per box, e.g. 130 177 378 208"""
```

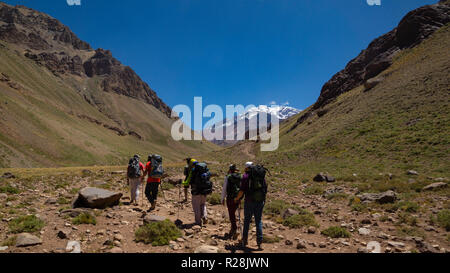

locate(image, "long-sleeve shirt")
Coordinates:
221 175 229 203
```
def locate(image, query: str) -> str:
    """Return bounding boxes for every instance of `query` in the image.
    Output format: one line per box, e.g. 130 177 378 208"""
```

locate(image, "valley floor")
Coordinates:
0 164 448 253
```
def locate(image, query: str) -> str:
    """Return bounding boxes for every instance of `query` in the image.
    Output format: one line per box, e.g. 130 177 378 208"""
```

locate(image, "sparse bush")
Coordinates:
262 235 281 244
435 209 450 231
1 236 17 247
283 211 319 229
393 201 419 213
207 193 221 205
304 185 324 195
0 185 20 194
351 203 368 212
72 212 96 225
398 212 418 226
264 200 290 216
9 215 45 234
135 220 182 246
57 197 70 205
321 226 351 238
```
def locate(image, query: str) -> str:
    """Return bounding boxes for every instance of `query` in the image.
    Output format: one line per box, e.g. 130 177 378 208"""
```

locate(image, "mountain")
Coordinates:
203 105 301 147
206 1 450 180
0 2 217 167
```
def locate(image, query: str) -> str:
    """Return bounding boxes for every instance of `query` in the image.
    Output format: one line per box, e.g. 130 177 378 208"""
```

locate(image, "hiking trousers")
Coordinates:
145 182 160 204
192 194 207 225
129 178 141 203
242 201 265 245
226 198 239 231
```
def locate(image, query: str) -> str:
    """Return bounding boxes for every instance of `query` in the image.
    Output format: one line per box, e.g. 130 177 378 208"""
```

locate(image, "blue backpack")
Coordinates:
127 157 141 178
150 154 164 178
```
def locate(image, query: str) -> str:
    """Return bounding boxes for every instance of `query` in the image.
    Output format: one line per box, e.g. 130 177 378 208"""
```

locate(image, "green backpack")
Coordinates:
226 173 241 199
248 165 268 202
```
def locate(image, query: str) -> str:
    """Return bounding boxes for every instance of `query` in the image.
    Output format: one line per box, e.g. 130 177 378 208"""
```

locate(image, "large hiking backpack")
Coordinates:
149 154 164 178
227 173 242 199
127 157 141 178
248 165 268 202
192 162 213 195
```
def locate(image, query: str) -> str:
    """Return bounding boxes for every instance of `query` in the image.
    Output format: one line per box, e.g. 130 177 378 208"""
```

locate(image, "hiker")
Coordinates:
142 154 164 212
126 154 145 206
184 159 213 226
234 162 268 250
182 158 198 203
221 164 242 240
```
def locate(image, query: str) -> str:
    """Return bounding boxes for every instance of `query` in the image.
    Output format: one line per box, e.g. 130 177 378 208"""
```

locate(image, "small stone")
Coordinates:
307 226 317 234
358 228 371 236
195 245 219 253
109 247 123 253
297 241 307 249
57 228 71 239
66 241 81 253
285 240 293 246
0 246 8 251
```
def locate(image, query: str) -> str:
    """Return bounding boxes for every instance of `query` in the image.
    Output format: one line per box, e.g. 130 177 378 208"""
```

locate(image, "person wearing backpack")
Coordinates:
182 158 198 203
142 154 164 211
126 154 145 206
234 162 268 250
188 161 213 226
221 164 242 240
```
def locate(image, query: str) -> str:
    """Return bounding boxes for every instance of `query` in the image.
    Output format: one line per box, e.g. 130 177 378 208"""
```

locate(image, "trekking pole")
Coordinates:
160 181 167 202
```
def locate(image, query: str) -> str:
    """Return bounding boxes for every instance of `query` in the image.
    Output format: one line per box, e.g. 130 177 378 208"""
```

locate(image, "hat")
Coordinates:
245 162 254 168
229 164 237 171
134 154 140 159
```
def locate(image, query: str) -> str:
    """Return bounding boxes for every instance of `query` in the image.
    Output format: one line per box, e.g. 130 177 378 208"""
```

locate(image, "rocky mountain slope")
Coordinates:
0 2 217 167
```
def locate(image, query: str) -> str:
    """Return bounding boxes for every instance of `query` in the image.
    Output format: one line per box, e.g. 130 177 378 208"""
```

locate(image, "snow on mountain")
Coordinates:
204 105 301 146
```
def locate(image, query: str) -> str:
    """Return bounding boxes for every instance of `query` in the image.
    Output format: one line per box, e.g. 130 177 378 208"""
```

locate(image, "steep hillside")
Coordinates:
207 2 450 181
0 2 217 167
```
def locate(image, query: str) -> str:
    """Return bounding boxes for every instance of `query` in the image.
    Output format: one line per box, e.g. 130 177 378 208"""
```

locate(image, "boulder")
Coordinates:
15 233 42 247
143 214 166 224
1 172 15 179
0 246 8 251
313 173 336 183
423 182 448 191
194 245 219 254
358 190 397 204
72 187 122 209
366 241 382 253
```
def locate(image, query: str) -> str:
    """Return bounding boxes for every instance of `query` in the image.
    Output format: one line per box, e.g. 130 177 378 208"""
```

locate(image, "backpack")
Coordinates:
149 154 164 178
192 162 213 195
226 173 241 199
248 165 268 202
127 157 141 178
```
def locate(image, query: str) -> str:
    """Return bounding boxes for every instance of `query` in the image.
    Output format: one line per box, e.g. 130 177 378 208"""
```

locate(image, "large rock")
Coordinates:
194 245 219 254
15 233 42 247
358 190 397 204
423 182 448 191
313 173 336 183
72 187 122 209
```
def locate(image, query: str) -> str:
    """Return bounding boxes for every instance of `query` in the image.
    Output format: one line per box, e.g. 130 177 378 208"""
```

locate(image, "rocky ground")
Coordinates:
0 166 448 254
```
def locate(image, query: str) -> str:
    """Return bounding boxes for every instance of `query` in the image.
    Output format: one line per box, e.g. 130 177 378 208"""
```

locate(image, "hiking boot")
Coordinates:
202 217 208 225
150 201 157 211
240 239 248 248
257 243 263 251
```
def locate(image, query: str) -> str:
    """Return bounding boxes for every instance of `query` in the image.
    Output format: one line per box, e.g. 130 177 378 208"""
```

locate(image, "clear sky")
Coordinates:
2 0 438 128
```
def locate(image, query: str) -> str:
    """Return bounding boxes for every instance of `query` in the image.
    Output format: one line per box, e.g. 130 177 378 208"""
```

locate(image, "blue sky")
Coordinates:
3 0 438 129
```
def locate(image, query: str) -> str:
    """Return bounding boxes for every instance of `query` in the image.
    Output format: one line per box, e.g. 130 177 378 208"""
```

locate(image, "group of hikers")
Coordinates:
126 154 268 249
